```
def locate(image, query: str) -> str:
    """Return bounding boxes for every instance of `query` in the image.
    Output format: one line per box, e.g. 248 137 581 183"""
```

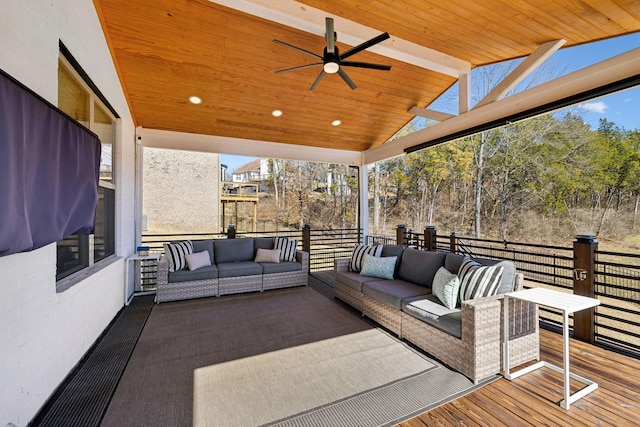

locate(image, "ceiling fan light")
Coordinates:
323 62 339 74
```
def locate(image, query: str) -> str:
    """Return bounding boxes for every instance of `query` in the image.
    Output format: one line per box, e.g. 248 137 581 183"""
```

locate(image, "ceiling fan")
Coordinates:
273 17 391 90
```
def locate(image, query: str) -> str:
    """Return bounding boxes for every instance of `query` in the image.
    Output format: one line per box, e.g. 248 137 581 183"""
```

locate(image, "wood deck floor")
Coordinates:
400 328 639 426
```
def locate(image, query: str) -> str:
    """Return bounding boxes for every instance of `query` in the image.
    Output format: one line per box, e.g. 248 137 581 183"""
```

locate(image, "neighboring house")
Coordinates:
231 159 269 183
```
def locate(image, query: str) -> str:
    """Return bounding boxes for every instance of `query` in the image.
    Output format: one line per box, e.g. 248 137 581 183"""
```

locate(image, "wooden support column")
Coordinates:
573 234 598 342
396 224 407 246
424 226 436 251
253 201 257 232
302 224 311 253
449 232 459 253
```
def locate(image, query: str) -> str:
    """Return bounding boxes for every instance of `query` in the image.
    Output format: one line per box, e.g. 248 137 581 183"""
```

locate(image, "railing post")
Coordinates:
302 224 311 253
227 224 236 239
449 232 458 253
425 226 436 252
396 224 407 246
573 234 598 343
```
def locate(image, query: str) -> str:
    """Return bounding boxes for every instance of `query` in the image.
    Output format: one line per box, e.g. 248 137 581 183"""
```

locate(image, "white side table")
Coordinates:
504 287 600 409
125 253 160 304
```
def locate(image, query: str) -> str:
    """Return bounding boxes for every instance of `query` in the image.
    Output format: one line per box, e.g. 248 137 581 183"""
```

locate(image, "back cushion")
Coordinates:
254 237 275 251
397 249 447 288
191 239 214 264
214 238 255 263
381 245 405 276
444 253 465 274
476 258 517 294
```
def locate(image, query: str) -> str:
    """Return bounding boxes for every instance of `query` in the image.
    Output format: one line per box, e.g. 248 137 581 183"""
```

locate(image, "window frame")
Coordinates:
56 52 118 286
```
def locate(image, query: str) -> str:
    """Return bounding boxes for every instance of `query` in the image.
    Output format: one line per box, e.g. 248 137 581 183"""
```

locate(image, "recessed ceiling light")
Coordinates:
331 120 342 126
272 109 283 117
189 96 202 104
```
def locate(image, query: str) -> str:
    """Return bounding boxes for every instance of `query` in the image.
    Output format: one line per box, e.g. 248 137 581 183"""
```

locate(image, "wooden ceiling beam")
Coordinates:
137 127 363 166
364 47 640 165
474 39 566 109
408 106 456 122
208 0 471 78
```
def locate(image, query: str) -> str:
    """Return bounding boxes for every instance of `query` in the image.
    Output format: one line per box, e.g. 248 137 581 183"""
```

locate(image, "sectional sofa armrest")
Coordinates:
334 257 350 272
296 250 310 273
459 273 529 348
157 255 169 287
461 296 502 346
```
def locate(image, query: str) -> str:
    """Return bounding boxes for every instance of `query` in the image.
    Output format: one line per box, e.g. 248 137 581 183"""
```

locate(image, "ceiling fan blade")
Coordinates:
274 63 323 74
273 39 323 59
338 68 357 90
340 32 390 60
310 70 326 90
325 17 335 54
340 61 391 71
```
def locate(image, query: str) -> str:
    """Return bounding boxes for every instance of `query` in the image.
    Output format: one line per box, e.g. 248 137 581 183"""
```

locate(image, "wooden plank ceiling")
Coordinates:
94 0 640 153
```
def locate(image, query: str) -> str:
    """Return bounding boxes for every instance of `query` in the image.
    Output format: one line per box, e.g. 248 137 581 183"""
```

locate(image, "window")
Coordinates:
56 52 117 282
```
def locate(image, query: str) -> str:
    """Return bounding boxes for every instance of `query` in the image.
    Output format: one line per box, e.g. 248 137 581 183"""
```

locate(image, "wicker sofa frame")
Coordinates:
334 256 539 383
156 243 309 303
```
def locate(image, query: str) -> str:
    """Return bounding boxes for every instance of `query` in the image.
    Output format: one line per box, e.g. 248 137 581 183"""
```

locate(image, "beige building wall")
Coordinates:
143 148 221 234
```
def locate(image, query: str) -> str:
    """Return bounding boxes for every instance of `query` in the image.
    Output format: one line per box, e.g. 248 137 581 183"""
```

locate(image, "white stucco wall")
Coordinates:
0 1 136 425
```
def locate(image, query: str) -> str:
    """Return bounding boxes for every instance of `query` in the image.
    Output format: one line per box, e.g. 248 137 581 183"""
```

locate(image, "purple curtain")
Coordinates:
0 70 101 257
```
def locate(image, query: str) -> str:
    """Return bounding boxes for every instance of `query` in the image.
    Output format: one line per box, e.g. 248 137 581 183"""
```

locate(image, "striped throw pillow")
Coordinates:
458 258 504 302
163 240 193 272
274 237 298 262
349 244 383 272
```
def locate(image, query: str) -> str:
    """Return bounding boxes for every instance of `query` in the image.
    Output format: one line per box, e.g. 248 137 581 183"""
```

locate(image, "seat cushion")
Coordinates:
335 271 380 292
260 261 302 274
397 249 446 287
362 279 431 310
168 264 218 283
214 238 255 263
402 295 462 338
216 261 263 278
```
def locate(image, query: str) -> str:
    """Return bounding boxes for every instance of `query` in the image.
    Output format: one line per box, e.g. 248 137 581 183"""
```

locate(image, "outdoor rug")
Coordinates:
101 287 495 427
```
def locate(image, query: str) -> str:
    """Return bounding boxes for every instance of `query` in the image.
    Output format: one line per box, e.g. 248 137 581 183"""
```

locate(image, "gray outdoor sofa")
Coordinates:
156 237 309 303
334 245 539 383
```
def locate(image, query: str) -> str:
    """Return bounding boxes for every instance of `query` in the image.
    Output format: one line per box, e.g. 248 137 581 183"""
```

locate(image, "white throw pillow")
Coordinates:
163 240 193 272
349 244 383 272
458 258 504 302
432 266 460 309
255 248 281 263
185 250 211 271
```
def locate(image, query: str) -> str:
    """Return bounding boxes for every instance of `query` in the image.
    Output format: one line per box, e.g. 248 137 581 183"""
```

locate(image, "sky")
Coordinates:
222 33 640 172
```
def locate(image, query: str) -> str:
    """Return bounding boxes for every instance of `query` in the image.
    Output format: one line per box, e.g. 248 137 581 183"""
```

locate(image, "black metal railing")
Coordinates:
308 228 362 271
594 250 640 355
